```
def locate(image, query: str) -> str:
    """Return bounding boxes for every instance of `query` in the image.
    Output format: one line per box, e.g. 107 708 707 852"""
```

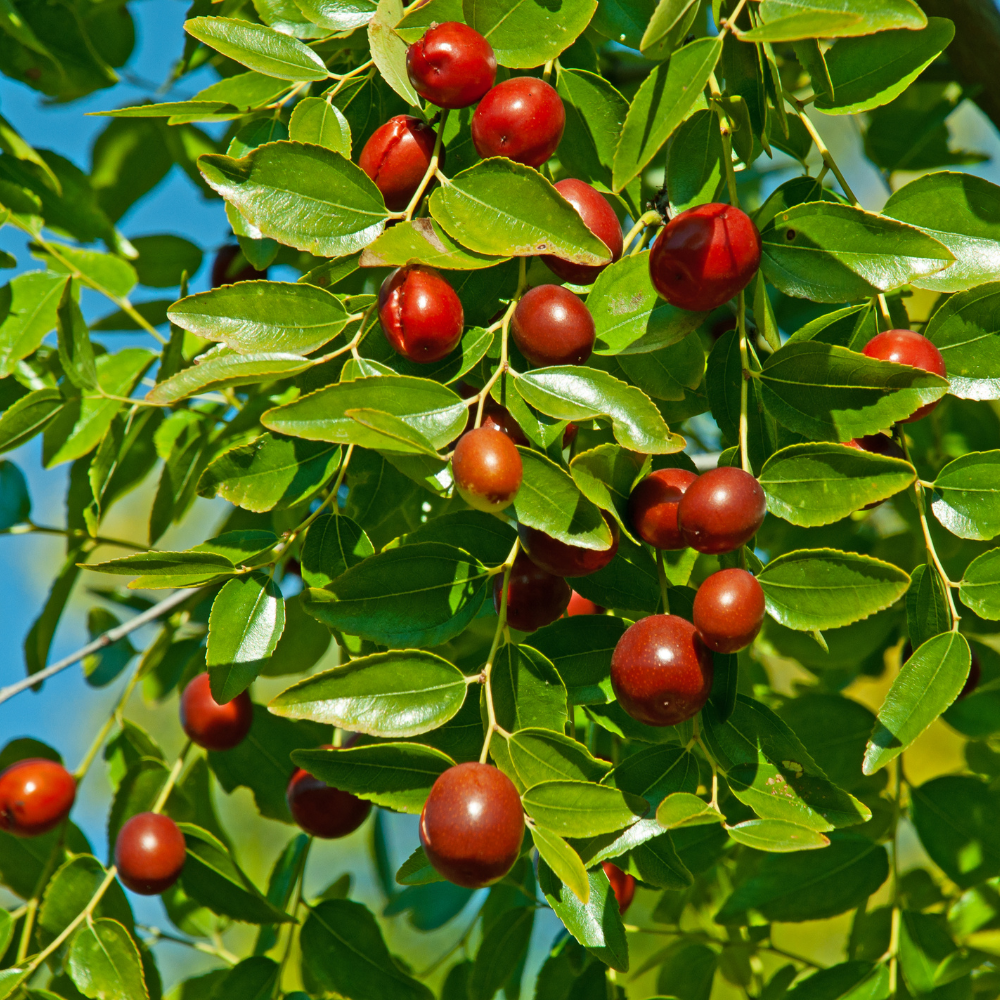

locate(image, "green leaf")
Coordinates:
612 36 722 192
508 728 611 786
463 0 597 69
742 0 926 41
516 367 684 455
537 860 629 971
784 963 890 1000
531 826 590 904
910 775 1000 889
556 67 629 189
68 918 148 1000
430 159 611 265
206 958 278 1000
522 780 647 837
92 100 241 120
760 202 954 302
86 549 236 590
757 342 948 441
199 141 388 257
0 271 67 377
569 534 661 617
184 16 329 81
468 905 535 1000
34 243 137 299
759 442 916 526
959 548 1000 620
360 218 505 270
167 281 348 355
606 744 700 810
263 375 466 451
726 819 831 852
301 899 433 1000
814 20 953 115
303 542 489 648
666 109 724 214
863 632 972 775
906 564 951 648
0 388 64 455
656 792 726 829
931 451 1000 540
269 650 468 737
292 743 454 813
39 855 134 938
368 0 420 105
198 434 341 513
294 0 378 30
923 282 1000 400
395 0 463 41
0 459 29 528
288 97 352 155
396 845 443 886
491 644 567 734
570 444 647 543
716 832 889 924
399 509 516 566
302 513 374 589
757 548 909 631
641 0 701 60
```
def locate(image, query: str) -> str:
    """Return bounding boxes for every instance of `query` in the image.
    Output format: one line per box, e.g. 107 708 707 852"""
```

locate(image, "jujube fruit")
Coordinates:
471 77 565 166
610 614 714 727
692 568 765 653
511 285 595 368
359 115 438 211
419 762 524 888
629 468 698 550
114 812 186 895
649 203 761 313
406 22 496 109
211 245 267 287
452 427 523 513
567 591 604 616
495 551 571 632
603 861 636 914
677 467 766 554
0 758 76 837
518 513 619 578
378 266 464 363
861 330 947 422
286 763 372 839
180 673 253 752
542 179 623 285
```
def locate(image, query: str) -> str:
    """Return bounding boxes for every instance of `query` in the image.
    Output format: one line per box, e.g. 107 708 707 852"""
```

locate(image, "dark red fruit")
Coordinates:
286 763 372 839
610 614 714 727
518 513 619 578
677 467 767 555
452 426 523 513
692 568 765 653
180 673 253 752
495 551 571 632
603 861 636 914
378 266 464 363
0 759 76 837
511 285 595 368
542 179 623 285
406 22 496 109
359 115 438 211
649 203 762 313
861 330 947 422
568 591 604 616
115 812 186 895
211 245 267 287
471 77 565 167
845 435 908 509
419 762 524 888
629 468 699 550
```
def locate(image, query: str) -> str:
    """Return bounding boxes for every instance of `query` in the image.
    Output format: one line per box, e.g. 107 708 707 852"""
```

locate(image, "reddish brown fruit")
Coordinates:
861 330 947 422
692 568 765 653
0 758 76 837
610 614 714 726
452 427 523 513
567 591 604 616
359 115 438 211
542 179 623 285
406 22 496 109
518 513 620 578
419 762 524 888
603 861 636 914
649 203 762 313
495 551 571 632
114 812 186 895
677 467 767 554
180 673 253 752
378 266 464 363
471 77 565 166
629 468 699 550
286 764 372 839
511 285 595 368
211 245 267 287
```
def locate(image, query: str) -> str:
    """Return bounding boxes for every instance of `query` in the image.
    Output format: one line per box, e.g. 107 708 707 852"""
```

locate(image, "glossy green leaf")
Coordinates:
605 744 700 811
395 0 463 41
931 451 1000 540
906 564 951 648
508 728 610 787
657 792 725 829
86 549 236 590
522 780 646 837
864 631 971 774
430 159 611 265
759 442 915 525
39 855 134 938
288 97 351 154
760 202 954 302
184 16 329 80
0 271 67 377
923 281 1000 400
491 643 567 735
207 958 278 1000
556 67 629 189
368 0 420 105
396 845 442 886
667 109 724 214
727 819 830 852
199 141 388 257
742 0 926 41
360 218 505 270
292 743 454 813
784 963 890 1000
301 513 373 589
613 36 720 191
618 334 705 403
641 0 701 59
68 918 148 1000
167 281 348 355
570 444 648 543
531 826 589 904
294 0 378 30
959 548 1000 620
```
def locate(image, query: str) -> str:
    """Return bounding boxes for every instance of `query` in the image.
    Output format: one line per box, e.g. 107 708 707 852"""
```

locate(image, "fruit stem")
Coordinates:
479 539 519 764
475 259 525 428
313 306 378 365
782 93 860 206
542 59 554 82
719 0 749 31
396 109 450 222
655 548 670 614
74 660 147 781
136 923 239 965
622 210 662 255
152 739 192 815
876 293 892 327
737 291 752 475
